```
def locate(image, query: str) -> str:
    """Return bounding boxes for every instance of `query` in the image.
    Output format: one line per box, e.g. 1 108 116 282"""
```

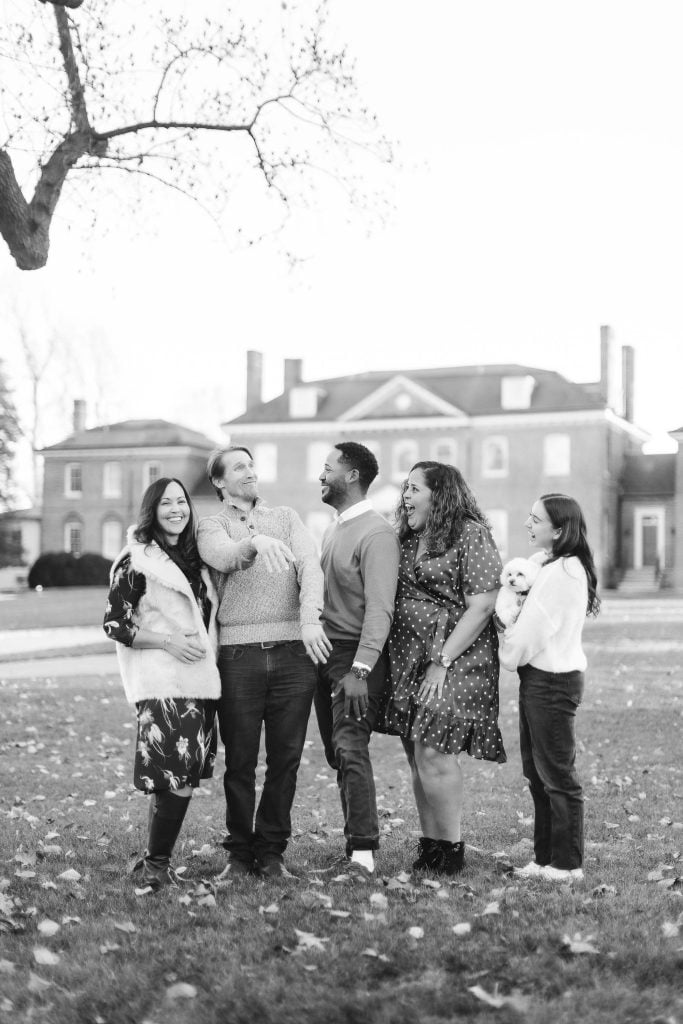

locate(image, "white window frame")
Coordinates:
307 441 331 482
254 443 277 483
142 461 162 490
101 518 123 560
481 436 509 478
103 461 122 498
543 434 571 476
64 463 82 497
391 439 419 483
64 519 82 556
430 437 458 466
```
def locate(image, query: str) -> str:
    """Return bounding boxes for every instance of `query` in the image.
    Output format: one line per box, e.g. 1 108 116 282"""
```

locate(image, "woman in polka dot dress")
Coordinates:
383 461 506 875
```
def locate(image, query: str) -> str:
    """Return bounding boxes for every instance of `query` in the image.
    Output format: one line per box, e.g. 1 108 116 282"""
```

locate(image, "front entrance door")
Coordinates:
633 507 665 570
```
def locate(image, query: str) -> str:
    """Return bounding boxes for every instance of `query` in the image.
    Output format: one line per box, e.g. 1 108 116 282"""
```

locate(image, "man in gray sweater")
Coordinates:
197 445 330 878
315 442 401 877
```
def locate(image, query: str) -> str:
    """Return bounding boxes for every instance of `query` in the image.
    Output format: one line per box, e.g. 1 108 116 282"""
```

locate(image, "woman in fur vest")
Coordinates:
103 477 220 892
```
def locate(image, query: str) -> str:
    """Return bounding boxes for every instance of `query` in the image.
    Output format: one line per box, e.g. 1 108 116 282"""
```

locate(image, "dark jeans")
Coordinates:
314 640 390 853
217 641 316 861
518 663 585 870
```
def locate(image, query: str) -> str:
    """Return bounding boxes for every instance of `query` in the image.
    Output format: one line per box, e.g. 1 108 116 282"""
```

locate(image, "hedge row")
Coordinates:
28 552 112 588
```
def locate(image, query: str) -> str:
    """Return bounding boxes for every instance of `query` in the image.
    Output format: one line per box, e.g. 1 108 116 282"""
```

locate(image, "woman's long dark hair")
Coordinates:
133 477 202 581
395 461 491 554
540 493 600 616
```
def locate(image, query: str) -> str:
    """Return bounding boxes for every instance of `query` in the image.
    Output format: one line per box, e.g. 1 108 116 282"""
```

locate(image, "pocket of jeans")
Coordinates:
219 645 245 662
287 641 310 659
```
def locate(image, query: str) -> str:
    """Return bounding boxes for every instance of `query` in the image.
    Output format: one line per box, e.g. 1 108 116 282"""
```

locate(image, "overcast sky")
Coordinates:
3 0 682 498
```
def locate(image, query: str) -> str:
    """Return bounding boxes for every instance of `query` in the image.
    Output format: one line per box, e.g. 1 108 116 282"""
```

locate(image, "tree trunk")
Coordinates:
0 151 50 270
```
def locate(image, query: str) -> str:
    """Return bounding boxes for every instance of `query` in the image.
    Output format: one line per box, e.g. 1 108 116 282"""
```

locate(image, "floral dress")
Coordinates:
103 554 218 793
384 521 506 762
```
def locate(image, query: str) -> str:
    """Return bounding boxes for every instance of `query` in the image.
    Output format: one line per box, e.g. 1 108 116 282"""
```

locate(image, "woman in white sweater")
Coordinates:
104 478 220 891
499 493 600 883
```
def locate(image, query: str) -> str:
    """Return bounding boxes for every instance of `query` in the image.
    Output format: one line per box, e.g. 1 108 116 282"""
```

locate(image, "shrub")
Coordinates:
28 551 112 588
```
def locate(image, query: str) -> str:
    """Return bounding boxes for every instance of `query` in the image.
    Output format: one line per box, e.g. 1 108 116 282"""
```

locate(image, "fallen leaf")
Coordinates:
114 920 137 934
0 960 16 973
452 922 472 936
14 871 36 880
591 884 617 898
469 985 530 1012
57 869 81 882
561 932 600 955
369 893 388 910
329 910 351 919
259 903 279 916
177 895 192 906
165 982 198 1001
362 947 391 962
33 946 60 966
294 929 329 953
100 943 121 955
61 916 81 925
407 926 424 939
0 895 13 917
37 919 60 937
421 878 441 890
27 971 52 993
134 886 154 897
481 901 501 916
662 921 680 938
190 844 214 858
197 894 217 908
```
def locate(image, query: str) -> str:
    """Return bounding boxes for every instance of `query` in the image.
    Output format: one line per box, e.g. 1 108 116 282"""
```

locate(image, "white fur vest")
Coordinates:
112 537 221 704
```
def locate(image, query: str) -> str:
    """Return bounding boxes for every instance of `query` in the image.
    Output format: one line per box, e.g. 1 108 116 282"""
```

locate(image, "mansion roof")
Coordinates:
227 363 606 426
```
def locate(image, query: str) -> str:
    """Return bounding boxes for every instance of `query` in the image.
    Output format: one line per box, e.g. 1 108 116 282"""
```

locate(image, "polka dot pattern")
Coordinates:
383 522 507 763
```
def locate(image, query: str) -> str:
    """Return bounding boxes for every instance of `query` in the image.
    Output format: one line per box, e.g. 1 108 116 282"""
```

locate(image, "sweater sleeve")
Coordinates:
355 528 401 668
498 560 580 670
287 508 324 627
197 514 258 573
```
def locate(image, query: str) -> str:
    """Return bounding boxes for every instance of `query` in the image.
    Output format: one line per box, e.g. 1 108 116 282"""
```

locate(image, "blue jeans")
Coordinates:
314 640 390 853
217 641 317 861
518 664 585 870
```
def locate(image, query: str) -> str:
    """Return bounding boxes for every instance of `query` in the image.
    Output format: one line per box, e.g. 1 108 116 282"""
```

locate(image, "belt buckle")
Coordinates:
260 641 278 649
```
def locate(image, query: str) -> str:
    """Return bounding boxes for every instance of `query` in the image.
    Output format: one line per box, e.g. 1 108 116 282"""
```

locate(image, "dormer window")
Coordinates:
289 386 320 418
501 375 535 410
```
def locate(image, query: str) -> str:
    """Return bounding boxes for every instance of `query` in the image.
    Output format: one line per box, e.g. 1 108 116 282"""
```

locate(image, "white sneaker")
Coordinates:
514 860 545 878
539 865 584 883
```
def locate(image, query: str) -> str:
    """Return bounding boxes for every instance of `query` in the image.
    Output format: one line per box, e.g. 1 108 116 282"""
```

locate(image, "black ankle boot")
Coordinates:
433 839 465 876
412 837 440 871
141 791 191 891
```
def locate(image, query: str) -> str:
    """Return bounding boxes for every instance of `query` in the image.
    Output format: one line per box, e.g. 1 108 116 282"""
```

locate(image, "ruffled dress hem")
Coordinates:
383 698 507 763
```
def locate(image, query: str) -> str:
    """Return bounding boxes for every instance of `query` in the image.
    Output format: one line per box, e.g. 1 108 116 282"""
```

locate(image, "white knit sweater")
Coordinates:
498 555 588 674
112 538 221 704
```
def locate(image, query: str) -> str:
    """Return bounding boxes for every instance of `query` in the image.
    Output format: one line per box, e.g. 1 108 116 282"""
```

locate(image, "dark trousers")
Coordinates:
217 641 317 861
314 640 389 853
518 663 585 870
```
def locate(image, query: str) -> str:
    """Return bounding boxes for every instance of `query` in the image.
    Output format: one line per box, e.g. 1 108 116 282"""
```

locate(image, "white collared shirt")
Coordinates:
334 498 373 525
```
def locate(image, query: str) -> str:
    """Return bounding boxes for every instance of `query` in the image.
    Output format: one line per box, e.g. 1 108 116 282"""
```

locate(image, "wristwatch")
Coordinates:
437 653 453 669
351 664 370 680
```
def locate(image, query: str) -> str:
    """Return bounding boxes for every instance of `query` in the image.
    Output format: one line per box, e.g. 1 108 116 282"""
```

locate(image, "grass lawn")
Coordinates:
0 599 681 1024
0 588 109 631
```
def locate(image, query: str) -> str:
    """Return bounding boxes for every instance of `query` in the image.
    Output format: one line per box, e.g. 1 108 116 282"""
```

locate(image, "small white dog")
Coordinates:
495 557 542 628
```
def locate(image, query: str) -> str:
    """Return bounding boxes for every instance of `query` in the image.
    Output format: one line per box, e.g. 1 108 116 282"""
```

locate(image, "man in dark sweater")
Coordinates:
315 442 401 877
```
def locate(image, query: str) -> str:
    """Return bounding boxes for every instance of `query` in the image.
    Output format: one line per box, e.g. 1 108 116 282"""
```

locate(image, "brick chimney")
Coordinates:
621 345 635 422
246 350 263 411
73 399 86 433
284 358 303 392
599 324 622 412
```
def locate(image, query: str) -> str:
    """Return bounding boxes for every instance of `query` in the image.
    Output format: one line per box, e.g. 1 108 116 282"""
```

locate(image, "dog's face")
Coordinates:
500 558 540 593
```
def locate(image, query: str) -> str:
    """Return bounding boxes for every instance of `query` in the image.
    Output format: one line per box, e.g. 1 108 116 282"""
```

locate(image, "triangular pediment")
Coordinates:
338 375 467 421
